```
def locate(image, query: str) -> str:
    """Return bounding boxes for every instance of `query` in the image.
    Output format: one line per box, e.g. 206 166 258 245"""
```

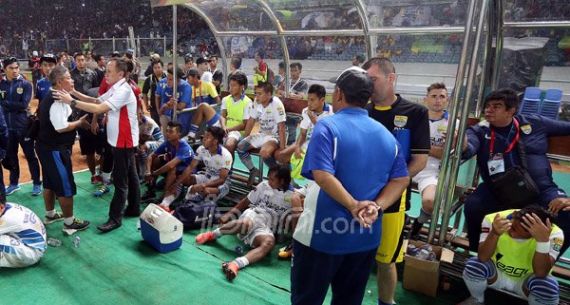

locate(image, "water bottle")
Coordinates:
47 237 62 247
407 244 420 256
73 236 81 248
417 249 430 260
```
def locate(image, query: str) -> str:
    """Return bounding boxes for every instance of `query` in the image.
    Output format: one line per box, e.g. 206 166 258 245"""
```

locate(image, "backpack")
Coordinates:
172 201 219 230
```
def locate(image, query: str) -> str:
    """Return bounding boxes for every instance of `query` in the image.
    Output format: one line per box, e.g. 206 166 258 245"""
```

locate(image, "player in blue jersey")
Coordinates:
35 54 58 102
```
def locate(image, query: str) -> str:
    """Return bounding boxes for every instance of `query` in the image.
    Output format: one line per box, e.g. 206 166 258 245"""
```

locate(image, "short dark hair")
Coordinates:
230 57 242 69
167 67 185 79
308 84 326 99
278 61 285 70
427 82 447 93
513 205 555 226
484 88 519 111
268 165 291 191
354 54 365 64
93 54 104 62
229 71 247 87
186 68 200 79
290 62 302 70
256 81 273 95
109 58 130 77
362 57 396 75
207 126 225 144
2 56 18 67
73 52 84 60
166 121 182 134
212 70 223 83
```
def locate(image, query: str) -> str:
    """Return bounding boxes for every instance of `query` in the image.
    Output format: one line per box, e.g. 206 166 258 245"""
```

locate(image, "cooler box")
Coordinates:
140 204 183 253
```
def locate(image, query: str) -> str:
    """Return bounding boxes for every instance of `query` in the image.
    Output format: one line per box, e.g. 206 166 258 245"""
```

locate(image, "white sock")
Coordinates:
160 195 176 207
234 256 249 269
212 228 222 238
46 210 56 218
64 217 75 226
463 273 487 303
101 172 112 185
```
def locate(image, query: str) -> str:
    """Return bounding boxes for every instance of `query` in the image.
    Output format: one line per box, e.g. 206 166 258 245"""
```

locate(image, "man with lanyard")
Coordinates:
53 58 141 234
363 57 430 305
410 82 454 238
0 56 42 197
276 62 309 100
462 88 570 254
142 59 165 125
220 71 252 156
35 54 58 103
459 206 563 305
158 67 192 136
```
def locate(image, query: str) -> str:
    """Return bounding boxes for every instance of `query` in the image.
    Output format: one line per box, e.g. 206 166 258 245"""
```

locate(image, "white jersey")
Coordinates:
0 203 47 252
299 104 334 151
247 181 293 221
194 145 233 178
101 78 139 148
249 97 286 137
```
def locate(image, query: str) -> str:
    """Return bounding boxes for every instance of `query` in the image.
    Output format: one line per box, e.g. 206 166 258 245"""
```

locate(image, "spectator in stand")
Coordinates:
0 56 42 196
196 57 213 83
352 54 365 67
277 63 309 99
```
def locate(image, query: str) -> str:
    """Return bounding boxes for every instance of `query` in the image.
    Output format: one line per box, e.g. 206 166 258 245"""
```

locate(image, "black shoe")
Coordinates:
97 219 122 233
409 218 423 240
124 208 140 217
141 190 156 201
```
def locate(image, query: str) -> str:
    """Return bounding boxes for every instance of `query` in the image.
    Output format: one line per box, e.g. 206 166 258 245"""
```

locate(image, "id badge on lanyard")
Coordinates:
487 118 520 176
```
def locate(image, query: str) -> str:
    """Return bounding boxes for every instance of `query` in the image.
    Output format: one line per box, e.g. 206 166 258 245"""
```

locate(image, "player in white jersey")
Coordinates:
276 84 333 178
0 200 47 268
410 83 451 238
196 165 296 281
161 126 232 209
237 81 287 186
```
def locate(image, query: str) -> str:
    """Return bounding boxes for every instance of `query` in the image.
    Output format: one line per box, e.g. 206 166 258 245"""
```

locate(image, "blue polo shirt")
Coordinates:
294 107 408 255
154 139 194 172
36 77 51 102
159 80 193 134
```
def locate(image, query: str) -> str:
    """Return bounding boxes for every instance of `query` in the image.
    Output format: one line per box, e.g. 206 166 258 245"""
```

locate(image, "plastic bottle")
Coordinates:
407 244 420 256
47 237 62 247
73 236 81 248
417 249 431 260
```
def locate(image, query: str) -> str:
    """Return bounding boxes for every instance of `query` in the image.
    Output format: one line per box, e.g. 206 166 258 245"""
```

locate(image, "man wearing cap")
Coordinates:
196 57 213 83
363 57 430 305
0 57 42 197
142 59 165 125
144 53 161 77
35 54 57 102
291 67 409 305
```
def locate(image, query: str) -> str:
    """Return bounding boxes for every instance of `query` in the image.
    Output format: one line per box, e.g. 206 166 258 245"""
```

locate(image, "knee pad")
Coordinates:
463 257 496 280
527 276 559 301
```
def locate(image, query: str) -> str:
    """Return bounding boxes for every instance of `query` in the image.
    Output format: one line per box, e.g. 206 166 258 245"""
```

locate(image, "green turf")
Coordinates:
1 167 567 304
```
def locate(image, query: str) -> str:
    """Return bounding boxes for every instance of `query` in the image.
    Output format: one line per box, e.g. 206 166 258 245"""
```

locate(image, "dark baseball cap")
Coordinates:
334 67 373 100
40 53 57 64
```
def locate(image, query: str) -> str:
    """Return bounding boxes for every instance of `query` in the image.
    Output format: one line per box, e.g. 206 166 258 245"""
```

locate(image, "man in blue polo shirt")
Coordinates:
35 54 58 102
291 67 410 305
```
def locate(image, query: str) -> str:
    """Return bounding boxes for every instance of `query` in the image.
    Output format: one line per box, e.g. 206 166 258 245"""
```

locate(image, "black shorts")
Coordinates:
78 128 106 155
37 145 76 198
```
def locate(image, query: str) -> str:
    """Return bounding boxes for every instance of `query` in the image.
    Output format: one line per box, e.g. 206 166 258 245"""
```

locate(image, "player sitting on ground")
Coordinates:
0 197 47 268
220 71 252 157
237 81 287 186
195 165 298 281
142 122 194 203
275 84 333 177
459 205 563 305
160 126 232 209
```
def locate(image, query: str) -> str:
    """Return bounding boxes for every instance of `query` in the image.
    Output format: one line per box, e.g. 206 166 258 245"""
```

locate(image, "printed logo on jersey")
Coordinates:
394 115 408 128
521 124 532 135
16 87 23 95
553 237 563 252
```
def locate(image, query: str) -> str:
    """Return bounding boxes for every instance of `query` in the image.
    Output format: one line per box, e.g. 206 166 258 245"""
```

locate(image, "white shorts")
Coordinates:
412 167 440 194
237 209 274 247
225 131 242 142
0 234 44 268
488 271 526 299
244 133 279 149
185 173 230 202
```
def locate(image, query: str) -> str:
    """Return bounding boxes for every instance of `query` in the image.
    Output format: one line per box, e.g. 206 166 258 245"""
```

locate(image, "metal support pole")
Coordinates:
163 36 167 57
112 37 116 52
427 0 479 244
491 0 504 90
438 0 490 245
172 5 178 121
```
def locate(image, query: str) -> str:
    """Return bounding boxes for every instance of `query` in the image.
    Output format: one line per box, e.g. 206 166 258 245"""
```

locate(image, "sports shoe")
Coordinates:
457 297 484 305
44 211 64 225
278 243 293 259
5 185 20 196
247 168 260 187
222 261 239 281
62 218 90 235
93 185 110 197
196 231 217 244
91 175 103 184
31 184 42 196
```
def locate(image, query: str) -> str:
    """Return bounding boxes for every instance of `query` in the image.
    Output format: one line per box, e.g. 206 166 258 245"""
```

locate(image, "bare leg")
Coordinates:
377 262 397 304
244 235 275 264
43 189 56 211
58 196 75 218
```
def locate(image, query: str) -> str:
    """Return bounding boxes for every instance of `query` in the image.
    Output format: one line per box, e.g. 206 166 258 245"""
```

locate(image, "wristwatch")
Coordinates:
70 99 78 108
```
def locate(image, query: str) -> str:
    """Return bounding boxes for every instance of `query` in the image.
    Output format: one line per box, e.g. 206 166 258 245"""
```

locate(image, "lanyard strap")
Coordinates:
490 118 520 155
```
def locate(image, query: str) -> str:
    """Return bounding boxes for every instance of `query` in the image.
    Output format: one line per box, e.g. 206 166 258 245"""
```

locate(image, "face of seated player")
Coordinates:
267 172 285 190
484 100 516 127
307 93 325 113
202 131 217 150
165 126 181 142
425 88 448 113
255 88 271 104
229 80 243 98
